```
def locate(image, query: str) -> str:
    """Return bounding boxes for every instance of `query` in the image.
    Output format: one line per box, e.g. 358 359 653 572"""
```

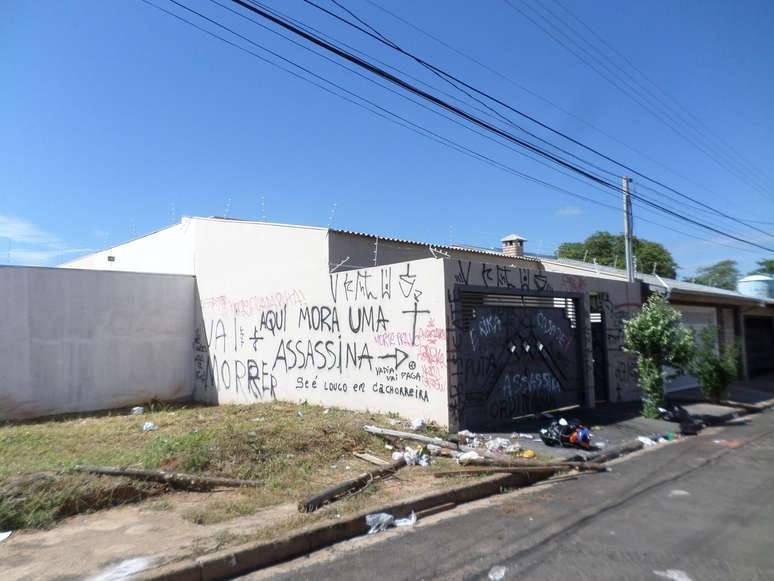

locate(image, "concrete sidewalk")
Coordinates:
488 378 774 462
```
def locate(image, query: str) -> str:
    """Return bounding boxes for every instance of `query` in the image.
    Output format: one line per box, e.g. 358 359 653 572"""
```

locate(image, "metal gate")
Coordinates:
455 290 585 430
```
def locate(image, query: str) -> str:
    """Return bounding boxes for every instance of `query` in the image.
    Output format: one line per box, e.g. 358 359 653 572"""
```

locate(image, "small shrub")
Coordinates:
624 294 695 418
692 327 739 402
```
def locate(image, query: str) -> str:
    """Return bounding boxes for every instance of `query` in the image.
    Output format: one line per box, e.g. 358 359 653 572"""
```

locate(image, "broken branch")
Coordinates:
72 465 262 491
299 457 407 513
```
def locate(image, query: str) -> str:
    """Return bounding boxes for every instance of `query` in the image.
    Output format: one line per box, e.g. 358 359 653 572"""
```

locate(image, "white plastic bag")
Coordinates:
366 512 394 534
142 422 158 432
457 450 482 465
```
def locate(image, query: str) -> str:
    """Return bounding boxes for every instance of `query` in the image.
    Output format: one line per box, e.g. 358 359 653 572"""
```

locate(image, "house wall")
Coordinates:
442 258 640 430
62 219 195 275
0 266 195 420
191 219 450 425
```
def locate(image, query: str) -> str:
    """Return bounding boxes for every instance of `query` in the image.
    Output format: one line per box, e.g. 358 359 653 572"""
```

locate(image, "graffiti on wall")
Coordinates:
194 263 442 409
446 260 583 429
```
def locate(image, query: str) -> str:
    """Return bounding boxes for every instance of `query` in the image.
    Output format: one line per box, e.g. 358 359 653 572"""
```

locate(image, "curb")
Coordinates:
138 471 549 581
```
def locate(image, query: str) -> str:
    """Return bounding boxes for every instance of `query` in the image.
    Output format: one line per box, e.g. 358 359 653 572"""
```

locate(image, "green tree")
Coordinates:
624 294 695 418
556 231 678 278
691 327 739 402
690 260 740 290
749 259 774 276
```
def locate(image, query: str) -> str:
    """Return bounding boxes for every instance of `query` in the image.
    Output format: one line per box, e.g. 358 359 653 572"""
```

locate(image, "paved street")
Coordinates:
247 410 774 581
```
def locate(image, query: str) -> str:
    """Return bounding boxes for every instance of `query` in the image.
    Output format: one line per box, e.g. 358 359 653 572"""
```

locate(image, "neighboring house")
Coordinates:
535 256 774 386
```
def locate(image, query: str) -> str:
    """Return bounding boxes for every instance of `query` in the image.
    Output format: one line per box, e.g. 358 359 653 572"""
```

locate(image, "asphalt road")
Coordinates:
244 409 774 581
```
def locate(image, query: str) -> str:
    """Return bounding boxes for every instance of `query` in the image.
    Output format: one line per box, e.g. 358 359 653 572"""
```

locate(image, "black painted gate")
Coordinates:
455 291 585 430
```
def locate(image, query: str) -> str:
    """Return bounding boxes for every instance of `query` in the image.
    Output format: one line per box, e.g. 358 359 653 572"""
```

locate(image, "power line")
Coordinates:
552 0 774 193
510 0 774 202
299 0 774 240
142 0 772 254
231 0 772 252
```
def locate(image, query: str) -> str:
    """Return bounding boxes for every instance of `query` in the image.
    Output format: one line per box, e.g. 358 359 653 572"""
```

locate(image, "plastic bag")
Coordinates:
488 565 507 580
142 422 158 432
457 450 482 465
486 437 512 452
366 512 394 534
394 511 416 527
410 418 424 430
130 406 144 416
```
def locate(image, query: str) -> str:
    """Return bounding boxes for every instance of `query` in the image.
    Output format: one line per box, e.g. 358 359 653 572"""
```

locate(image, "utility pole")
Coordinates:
622 176 635 283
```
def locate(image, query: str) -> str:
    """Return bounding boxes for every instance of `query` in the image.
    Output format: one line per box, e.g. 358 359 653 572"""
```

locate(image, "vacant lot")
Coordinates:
0 401 459 532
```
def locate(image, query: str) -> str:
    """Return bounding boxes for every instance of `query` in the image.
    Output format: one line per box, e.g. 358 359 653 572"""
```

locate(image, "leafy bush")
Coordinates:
624 294 695 418
692 327 739 402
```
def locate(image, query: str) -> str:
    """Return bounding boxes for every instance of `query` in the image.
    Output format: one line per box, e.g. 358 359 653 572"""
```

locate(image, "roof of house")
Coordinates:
330 228 542 262
536 255 773 305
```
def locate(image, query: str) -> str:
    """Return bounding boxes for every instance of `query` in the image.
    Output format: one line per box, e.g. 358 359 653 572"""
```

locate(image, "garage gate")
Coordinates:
454 289 586 430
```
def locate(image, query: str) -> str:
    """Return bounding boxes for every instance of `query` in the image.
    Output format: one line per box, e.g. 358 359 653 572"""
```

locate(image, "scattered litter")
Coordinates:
457 450 483 465
504 444 522 454
297 411 304 418
511 432 534 440
653 569 693 581
365 511 418 534
516 449 536 459
345 465 351 471
0 531 11 543
426 443 442 455
90 557 156 581
668 489 691 497
637 436 656 446
130 406 144 416
393 446 431 466
323 408 330 415
384 444 394 450
595 440 608 449
487 565 507 580
251 417 265 422
388 418 400 426
410 418 424 430
540 419 591 449
486 437 512 452
142 422 158 432
330 464 337 469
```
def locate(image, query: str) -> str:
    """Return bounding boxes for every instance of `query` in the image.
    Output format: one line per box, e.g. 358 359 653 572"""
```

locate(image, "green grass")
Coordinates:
0 401 446 530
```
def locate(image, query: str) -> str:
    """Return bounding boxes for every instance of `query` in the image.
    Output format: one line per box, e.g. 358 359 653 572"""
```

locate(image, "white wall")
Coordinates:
0 266 195 420
62 219 195 275
191 219 450 426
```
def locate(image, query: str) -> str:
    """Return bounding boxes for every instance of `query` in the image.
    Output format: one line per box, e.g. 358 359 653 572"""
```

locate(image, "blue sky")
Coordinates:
2 0 773 275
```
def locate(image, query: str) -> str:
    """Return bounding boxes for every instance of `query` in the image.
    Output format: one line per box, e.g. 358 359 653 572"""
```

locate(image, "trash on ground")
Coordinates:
668 489 691 497
130 406 144 416
511 432 535 440
394 511 417 527
653 569 694 581
0 531 11 543
392 445 431 466
384 444 394 450
91 556 156 581
504 444 522 454
142 421 158 432
410 418 424 430
366 511 418 534
323 408 330 414
457 450 483 465
540 419 591 449
637 436 656 446
388 418 400 425
297 411 304 418
488 565 507 580
516 449 536 459
486 437 512 452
